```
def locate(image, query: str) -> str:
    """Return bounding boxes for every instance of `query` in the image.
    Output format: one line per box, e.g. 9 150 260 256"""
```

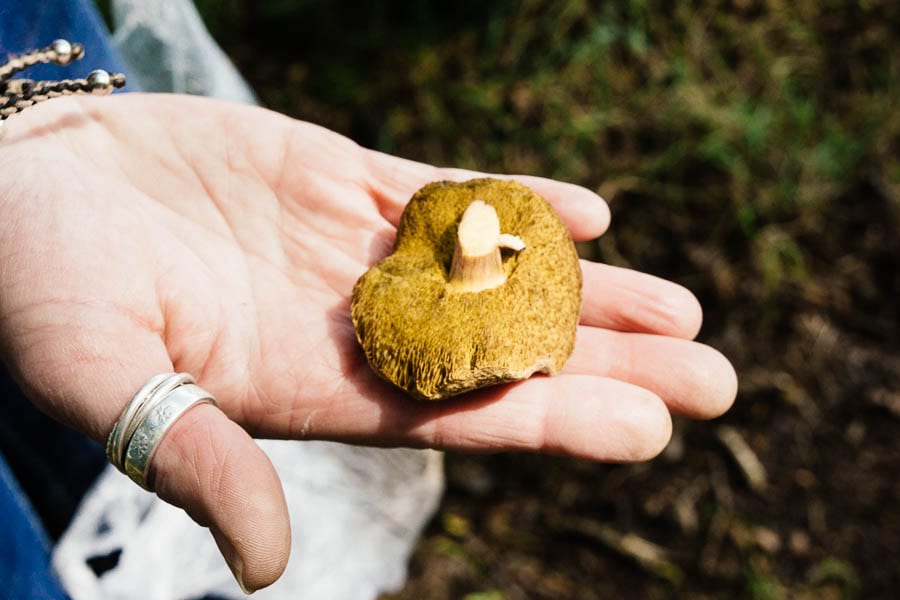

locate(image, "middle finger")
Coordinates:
565 325 737 420
579 260 703 339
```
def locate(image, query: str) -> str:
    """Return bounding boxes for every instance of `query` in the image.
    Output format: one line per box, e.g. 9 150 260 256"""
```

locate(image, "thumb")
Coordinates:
150 401 291 593
4 322 290 593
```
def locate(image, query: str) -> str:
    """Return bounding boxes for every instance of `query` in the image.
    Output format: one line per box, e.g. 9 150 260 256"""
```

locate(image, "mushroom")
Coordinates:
351 178 582 400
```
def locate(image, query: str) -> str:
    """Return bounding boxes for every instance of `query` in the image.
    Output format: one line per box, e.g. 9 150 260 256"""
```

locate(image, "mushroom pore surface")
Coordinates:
351 178 582 400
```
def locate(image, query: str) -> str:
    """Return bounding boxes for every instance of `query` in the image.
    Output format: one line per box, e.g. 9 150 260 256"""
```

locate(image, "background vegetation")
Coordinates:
107 1 899 597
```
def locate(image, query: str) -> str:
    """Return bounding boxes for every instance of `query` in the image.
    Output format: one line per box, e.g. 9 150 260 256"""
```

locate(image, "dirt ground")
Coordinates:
176 1 899 597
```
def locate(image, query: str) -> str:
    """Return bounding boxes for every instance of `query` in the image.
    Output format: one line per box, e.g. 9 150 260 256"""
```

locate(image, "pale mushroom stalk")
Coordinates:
449 200 525 293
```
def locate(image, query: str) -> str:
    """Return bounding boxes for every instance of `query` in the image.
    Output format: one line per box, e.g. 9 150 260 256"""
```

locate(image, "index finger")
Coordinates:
363 150 610 241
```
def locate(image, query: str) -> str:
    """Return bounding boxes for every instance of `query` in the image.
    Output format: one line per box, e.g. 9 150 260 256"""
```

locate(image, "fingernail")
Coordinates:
211 527 255 594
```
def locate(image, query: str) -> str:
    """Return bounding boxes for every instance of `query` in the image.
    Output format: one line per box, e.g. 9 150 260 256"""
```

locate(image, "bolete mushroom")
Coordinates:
351 178 582 400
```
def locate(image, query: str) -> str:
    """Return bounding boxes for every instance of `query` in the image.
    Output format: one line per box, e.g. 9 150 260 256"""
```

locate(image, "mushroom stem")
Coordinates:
449 200 525 293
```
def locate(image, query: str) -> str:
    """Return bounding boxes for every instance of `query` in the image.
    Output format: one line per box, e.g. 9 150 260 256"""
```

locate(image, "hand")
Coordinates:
0 94 736 591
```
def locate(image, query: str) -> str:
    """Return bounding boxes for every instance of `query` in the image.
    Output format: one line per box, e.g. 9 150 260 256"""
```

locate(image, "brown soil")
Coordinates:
183 1 899 597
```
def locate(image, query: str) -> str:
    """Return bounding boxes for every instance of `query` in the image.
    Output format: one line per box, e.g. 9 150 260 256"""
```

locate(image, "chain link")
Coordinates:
0 39 126 121
0 39 85 82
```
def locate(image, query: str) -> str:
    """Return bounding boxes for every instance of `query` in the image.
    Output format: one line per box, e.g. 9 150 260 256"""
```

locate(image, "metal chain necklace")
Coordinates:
0 39 126 136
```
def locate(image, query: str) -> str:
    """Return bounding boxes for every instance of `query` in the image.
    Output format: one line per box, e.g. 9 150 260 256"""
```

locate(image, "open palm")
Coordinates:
0 94 736 591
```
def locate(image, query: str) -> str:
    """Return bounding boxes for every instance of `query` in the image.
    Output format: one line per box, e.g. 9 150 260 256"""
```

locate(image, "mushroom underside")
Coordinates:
351 178 582 400
352 264 579 400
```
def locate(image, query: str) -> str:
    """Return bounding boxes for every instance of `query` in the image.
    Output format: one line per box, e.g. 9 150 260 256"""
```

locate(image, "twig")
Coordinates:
673 477 709 534
716 425 768 493
557 515 683 585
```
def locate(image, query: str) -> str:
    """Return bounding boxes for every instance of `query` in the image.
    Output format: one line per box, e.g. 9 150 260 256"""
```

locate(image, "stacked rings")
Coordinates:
106 373 218 491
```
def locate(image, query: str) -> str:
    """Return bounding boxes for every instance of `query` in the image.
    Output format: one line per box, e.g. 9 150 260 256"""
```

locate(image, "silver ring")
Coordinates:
106 373 218 491
106 372 189 469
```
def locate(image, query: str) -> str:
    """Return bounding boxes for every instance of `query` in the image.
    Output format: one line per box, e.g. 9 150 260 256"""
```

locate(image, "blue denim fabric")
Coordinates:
0 0 129 84
1 1 127 598
0 453 70 600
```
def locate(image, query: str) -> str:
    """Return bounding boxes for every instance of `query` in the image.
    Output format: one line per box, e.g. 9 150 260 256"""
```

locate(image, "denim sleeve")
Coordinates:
0 0 130 84
0 451 72 600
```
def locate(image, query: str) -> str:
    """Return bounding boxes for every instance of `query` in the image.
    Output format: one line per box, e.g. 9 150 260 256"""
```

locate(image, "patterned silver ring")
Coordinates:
105 373 187 469
106 373 218 491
